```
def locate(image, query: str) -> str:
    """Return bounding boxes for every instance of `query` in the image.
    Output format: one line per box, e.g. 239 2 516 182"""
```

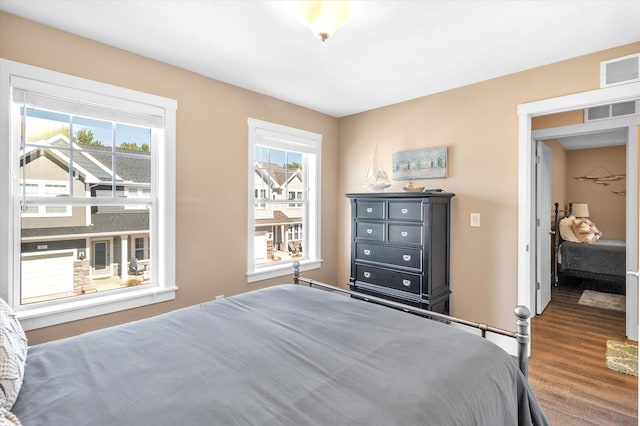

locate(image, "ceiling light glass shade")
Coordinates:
300 1 351 42
572 203 590 218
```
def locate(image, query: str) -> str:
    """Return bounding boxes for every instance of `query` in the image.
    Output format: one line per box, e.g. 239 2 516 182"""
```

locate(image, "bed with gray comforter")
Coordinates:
559 239 626 284
13 284 548 425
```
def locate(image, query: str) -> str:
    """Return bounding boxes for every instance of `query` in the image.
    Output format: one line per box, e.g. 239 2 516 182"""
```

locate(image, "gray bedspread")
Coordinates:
13 284 548 426
559 239 626 279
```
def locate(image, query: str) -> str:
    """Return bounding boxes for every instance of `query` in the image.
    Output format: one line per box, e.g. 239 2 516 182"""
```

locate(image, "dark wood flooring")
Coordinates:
528 286 638 425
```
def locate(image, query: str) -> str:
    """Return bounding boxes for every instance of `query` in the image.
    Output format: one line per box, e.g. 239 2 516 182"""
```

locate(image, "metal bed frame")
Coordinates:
552 202 571 286
292 261 531 377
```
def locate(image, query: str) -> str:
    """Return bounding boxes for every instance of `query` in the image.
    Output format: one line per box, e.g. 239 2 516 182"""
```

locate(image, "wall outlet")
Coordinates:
470 213 481 228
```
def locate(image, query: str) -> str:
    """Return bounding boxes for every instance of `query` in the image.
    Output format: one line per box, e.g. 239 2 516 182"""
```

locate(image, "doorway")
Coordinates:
534 124 630 316
92 240 111 277
518 82 640 342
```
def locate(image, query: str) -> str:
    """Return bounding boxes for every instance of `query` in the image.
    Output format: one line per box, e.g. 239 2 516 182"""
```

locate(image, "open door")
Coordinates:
536 141 552 314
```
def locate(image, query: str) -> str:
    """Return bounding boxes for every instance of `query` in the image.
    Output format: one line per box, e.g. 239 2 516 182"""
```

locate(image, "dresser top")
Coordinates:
346 191 455 199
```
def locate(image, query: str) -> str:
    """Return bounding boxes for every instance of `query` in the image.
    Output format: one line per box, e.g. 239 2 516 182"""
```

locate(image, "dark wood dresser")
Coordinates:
346 192 454 314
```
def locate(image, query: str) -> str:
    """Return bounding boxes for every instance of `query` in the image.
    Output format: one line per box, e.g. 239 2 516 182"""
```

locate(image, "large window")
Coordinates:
0 59 177 330
247 118 322 282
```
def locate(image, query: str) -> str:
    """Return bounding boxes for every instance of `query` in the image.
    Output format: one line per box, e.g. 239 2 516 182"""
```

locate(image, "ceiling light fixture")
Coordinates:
300 1 351 42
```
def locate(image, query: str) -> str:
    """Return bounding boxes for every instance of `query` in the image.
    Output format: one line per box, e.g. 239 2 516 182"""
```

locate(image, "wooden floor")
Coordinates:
528 286 638 425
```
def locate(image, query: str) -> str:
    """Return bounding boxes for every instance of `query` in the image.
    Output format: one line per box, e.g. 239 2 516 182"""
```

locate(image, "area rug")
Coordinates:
606 340 638 376
578 290 625 312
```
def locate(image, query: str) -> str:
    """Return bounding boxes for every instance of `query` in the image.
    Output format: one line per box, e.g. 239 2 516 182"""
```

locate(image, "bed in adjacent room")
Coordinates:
554 203 626 291
558 239 626 282
5 270 548 426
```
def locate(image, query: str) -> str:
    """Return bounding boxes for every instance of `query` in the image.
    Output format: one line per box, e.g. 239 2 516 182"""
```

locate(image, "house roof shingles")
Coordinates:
22 212 149 238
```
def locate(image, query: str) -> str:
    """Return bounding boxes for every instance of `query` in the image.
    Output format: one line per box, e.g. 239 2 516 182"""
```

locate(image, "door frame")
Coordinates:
517 82 640 337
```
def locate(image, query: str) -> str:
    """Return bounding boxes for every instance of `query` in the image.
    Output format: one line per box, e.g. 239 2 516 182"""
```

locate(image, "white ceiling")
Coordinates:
557 128 629 151
1 1 639 118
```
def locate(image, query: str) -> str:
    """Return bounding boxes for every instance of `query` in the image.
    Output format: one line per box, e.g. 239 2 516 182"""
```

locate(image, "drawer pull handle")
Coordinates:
364 272 371 278
364 249 371 256
403 254 411 261
366 228 373 234
401 231 408 237
402 279 411 287
367 207 373 213
401 208 408 214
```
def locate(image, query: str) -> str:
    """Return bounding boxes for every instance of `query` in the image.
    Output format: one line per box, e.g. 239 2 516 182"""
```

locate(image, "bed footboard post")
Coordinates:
514 305 531 377
293 261 300 285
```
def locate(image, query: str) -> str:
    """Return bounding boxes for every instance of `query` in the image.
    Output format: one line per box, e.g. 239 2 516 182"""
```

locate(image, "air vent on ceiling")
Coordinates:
600 53 640 88
584 100 638 122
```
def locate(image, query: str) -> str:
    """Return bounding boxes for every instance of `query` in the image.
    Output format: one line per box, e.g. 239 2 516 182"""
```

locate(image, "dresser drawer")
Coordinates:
388 201 422 221
356 201 385 219
356 243 422 270
355 264 421 294
356 222 385 241
388 223 422 245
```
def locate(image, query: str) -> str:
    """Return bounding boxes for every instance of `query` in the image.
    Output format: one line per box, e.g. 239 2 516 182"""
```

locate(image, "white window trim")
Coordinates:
0 59 177 331
246 118 322 283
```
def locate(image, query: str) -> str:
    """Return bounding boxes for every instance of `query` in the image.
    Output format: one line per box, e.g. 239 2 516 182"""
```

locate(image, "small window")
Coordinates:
247 118 322 282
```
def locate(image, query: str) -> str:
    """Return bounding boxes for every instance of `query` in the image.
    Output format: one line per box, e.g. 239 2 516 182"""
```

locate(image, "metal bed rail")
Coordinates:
553 201 571 287
292 261 531 377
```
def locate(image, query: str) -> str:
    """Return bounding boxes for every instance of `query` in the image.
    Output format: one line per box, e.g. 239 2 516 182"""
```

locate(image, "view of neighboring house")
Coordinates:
254 161 303 263
20 134 151 303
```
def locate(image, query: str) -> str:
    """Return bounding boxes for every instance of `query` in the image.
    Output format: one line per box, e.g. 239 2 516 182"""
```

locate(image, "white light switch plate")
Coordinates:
470 213 480 227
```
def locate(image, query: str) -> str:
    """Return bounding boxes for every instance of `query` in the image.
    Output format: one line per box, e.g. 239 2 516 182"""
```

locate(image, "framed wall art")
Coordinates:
392 146 447 180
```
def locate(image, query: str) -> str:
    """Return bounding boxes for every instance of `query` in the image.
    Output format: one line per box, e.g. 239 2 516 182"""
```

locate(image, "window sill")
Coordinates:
16 286 177 331
247 259 322 283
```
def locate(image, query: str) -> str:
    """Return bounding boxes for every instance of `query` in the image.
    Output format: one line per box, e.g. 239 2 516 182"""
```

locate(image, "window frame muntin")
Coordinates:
246 118 322 282
0 59 177 331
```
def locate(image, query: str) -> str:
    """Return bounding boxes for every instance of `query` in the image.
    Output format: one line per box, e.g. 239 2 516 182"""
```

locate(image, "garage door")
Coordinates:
22 251 74 300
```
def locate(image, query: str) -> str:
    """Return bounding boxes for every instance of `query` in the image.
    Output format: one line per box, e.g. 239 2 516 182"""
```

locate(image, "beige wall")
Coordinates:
532 110 583 130
538 139 627 242
566 146 627 240
337 42 640 331
0 12 339 344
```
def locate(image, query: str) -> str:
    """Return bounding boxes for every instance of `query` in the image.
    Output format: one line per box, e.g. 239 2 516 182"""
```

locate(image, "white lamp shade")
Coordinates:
572 203 590 218
300 1 351 41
